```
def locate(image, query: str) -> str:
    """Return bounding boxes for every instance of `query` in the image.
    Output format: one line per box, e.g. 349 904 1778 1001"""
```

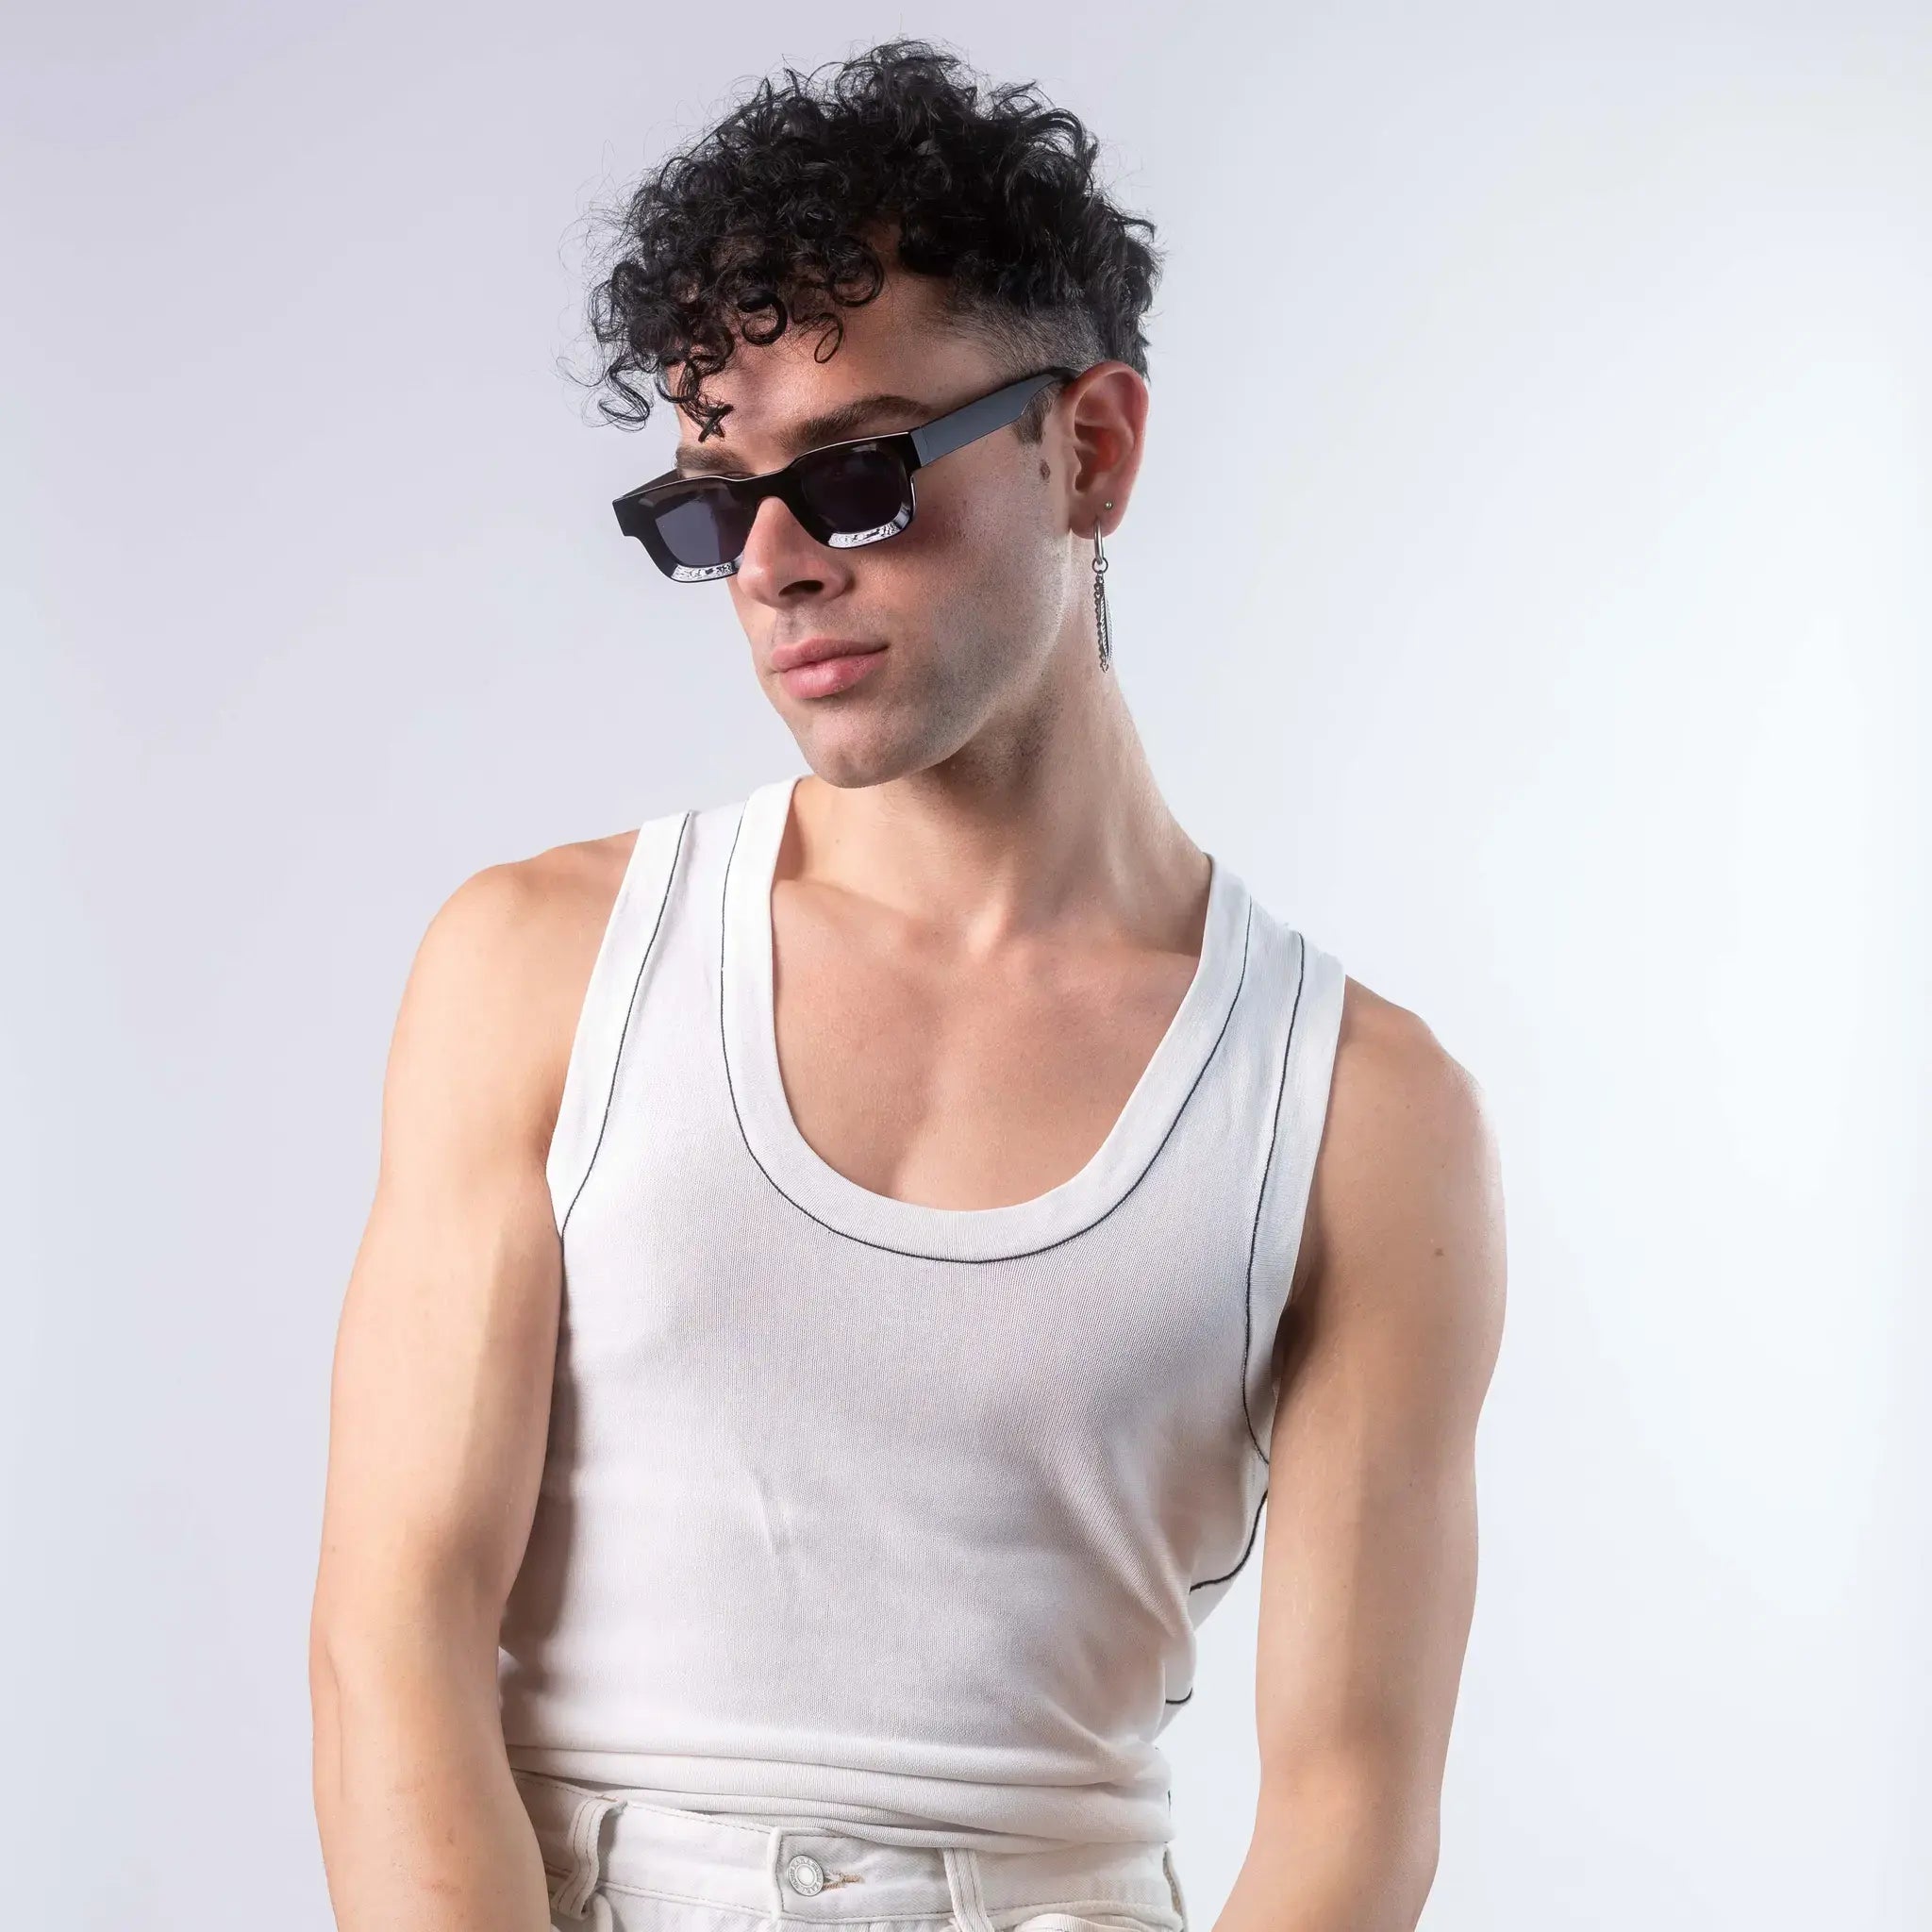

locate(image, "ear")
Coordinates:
1058 361 1148 537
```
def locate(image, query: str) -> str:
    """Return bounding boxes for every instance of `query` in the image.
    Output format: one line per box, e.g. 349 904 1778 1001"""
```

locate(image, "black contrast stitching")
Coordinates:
558 811 692 1243
1165 1476 1272 1702
1239 933 1307 1466
1192 1476 1269 1592
717 798 1256 1264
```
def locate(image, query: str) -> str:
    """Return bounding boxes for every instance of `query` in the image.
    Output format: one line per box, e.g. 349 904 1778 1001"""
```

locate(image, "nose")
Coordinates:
734 492 851 603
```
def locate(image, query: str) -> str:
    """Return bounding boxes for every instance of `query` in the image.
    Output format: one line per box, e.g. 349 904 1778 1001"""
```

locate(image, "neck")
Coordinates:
785 676 1205 956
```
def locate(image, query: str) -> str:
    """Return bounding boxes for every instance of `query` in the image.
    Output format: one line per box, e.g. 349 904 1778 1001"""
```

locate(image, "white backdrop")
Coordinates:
3 5 1924 1927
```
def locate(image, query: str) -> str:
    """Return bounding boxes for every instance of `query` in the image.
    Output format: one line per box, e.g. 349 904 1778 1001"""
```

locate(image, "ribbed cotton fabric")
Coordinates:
496 774 1347 1852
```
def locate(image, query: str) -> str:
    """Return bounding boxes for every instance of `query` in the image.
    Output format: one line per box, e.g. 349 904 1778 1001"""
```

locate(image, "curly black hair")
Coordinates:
573 37 1163 444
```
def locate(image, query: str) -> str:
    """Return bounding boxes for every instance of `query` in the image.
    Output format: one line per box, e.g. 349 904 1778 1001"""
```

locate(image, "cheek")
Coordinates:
935 468 1057 591
925 452 1045 548
877 464 1061 652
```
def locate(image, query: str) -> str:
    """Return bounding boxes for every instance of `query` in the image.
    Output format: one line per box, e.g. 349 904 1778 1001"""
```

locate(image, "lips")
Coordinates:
774 645 887 700
769 636 886 673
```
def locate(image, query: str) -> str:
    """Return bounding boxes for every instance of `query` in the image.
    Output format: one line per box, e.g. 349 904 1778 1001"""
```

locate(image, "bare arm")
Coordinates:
309 842 619 1932
1220 979 1507 1932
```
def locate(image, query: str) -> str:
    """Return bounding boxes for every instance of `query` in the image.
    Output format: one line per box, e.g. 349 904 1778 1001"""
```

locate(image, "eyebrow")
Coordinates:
671 391 936 478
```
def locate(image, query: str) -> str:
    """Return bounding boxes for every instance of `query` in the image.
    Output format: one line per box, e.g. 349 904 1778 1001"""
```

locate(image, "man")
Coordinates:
309 38 1505 1932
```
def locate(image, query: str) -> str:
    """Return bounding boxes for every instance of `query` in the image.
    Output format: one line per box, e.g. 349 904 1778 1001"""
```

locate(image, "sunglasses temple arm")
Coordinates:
910 369 1073 467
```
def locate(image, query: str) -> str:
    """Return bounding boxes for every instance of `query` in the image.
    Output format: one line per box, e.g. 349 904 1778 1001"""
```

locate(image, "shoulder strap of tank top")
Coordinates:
1241 931 1349 1462
544 809 692 1239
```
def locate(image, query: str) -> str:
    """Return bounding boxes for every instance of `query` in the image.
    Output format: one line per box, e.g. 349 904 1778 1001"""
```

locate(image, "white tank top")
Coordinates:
497 774 1347 1851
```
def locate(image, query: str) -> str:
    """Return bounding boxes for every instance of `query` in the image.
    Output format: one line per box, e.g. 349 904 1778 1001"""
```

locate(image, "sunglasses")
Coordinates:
611 364 1088 583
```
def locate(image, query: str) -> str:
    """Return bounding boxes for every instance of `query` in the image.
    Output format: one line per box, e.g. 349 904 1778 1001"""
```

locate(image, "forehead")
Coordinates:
668 269 995 475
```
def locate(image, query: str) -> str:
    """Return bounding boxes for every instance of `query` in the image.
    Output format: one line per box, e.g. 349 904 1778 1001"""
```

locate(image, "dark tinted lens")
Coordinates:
651 481 753 569
794 442 910 534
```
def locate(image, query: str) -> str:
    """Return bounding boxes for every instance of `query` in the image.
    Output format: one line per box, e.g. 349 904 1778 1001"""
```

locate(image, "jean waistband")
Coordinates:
510 1771 1189 1932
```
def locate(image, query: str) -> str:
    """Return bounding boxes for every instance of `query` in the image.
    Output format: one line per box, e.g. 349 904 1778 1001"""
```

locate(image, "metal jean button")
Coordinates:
784 1854 827 1896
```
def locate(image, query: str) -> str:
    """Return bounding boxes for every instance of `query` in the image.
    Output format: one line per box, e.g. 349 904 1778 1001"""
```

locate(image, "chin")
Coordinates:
792 725 944 792
799 749 906 791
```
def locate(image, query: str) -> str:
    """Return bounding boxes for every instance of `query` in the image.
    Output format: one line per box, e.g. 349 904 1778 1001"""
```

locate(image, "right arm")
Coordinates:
308 842 619 1931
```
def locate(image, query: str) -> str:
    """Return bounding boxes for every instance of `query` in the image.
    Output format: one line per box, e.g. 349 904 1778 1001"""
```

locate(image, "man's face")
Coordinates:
668 266 1089 790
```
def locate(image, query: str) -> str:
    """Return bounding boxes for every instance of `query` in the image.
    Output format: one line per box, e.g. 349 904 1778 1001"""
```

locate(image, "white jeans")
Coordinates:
510 1771 1191 1932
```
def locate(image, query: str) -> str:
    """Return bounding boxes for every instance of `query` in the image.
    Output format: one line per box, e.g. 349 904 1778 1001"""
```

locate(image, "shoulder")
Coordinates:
1329 974 1489 1155
416 827 639 1006
384 827 642 1155
1288 971 1507 1364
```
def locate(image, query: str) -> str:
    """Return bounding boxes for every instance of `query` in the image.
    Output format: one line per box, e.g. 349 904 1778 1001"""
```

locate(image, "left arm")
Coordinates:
1217 977 1507 1932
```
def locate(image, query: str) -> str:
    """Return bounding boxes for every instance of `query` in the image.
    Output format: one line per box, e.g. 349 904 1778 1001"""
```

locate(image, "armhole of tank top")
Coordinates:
542 808 691 1241
1242 931 1348 1457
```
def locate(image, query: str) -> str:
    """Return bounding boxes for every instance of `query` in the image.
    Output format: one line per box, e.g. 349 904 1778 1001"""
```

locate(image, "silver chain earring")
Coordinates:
1092 501 1114 672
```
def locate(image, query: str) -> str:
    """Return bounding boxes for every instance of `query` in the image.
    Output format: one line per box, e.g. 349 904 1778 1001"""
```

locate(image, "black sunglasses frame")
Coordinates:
612 363 1087 583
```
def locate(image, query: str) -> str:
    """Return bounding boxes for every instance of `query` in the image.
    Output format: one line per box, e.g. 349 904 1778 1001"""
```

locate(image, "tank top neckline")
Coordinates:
718 773 1254 1261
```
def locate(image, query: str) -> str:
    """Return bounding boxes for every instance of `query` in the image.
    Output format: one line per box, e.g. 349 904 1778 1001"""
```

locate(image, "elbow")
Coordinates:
308 1570 503 1707
1252 1743 1443 1931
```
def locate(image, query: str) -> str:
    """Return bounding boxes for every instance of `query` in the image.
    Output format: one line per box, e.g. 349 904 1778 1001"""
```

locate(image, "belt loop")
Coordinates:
763 1824 789 1920
1161 1844 1189 1931
941 1846 1001 1932
552 1790 623 1922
